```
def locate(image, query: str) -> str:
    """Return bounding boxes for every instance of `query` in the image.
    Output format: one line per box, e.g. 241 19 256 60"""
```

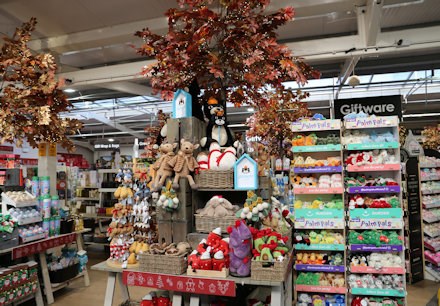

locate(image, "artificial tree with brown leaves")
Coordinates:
246 89 310 158
135 0 319 107
0 18 81 151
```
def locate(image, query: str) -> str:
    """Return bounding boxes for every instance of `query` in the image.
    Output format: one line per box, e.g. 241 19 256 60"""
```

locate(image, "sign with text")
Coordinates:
122 271 236 297
335 96 402 119
94 140 120 152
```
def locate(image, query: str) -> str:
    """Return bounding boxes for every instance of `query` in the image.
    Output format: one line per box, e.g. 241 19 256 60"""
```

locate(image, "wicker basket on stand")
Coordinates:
138 253 187 275
195 170 234 189
250 253 292 282
195 214 238 233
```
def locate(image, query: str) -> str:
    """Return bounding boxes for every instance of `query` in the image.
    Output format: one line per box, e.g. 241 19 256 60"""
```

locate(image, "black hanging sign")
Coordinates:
334 95 402 119
94 140 120 151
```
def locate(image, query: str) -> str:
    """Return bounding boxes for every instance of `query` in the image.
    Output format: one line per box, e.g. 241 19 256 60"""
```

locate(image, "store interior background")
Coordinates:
1 0 440 305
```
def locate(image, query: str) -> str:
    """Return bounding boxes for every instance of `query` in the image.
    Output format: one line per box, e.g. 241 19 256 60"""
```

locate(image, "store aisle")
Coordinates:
42 248 439 306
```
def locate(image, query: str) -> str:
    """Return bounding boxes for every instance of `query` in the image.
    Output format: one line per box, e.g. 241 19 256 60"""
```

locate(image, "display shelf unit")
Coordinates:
343 116 407 303
420 153 440 283
290 119 347 304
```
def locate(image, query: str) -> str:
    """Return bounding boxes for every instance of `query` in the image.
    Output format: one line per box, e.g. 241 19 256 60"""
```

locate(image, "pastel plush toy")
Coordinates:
168 139 199 190
331 174 343 188
227 220 252 277
196 152 209 170
196 195 239 217
152 142 178 191
318 175 331 188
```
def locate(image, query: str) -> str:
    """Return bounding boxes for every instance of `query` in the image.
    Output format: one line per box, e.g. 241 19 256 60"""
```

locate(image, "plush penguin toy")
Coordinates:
201 97 234 148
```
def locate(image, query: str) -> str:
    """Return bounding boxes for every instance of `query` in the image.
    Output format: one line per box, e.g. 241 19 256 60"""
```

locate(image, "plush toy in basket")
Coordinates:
195 195 239 233
188 228 230 277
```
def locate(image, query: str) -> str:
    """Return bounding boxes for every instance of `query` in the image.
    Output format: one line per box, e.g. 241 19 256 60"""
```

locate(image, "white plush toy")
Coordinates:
216 146 237 170
207 142 222 170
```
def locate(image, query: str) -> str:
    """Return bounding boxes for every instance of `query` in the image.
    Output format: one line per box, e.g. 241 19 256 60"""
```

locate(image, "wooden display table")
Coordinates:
92 260 292 306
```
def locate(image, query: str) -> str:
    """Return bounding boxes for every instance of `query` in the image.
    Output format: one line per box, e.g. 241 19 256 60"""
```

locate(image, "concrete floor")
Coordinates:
46 247 439 306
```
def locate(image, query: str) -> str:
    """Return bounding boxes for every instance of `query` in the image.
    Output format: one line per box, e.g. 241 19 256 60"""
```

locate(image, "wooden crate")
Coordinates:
172 205 192 222
186 267 229 278
156 208 173 221
172 220 191 243
157 220 172 244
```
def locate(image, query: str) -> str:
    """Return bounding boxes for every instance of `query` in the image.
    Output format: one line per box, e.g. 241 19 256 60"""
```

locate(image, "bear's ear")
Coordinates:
180 138 185 145
173 143 178 149
193 144 200 150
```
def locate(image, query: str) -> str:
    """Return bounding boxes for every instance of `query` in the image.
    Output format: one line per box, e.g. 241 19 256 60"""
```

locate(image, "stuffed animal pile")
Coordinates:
424 250 440 265
132 198 156 243
151 142 177 191
298 293 345 306
345 150 398 165
425 236 440 251
236 191 270 223
421 181 440 193
296 272 346 287
293 156 341 168
294 230 344 246
296 252 343 266
420 156 440 167
196 195 239 217
422 208 440 223
294 197 344 210
348 195 400 209
228 221 252 277
292 133 340 146
348 274 404 290
424 223 440 237
147 241 191 256
420 167 440 181
250 227 289 262
155 182 180 212
342 129 396 145
350 253 402 269
168 139 200 190
188 228 230 272
351 297 404 306
348 230 403 246
345 176 399 187
292 174 342 188
423 194 440 206
108 203 133 239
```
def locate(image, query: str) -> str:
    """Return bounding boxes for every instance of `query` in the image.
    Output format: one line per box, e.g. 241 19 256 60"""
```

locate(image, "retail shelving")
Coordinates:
291 119 347 304
420 154 440 282
343 116 407 304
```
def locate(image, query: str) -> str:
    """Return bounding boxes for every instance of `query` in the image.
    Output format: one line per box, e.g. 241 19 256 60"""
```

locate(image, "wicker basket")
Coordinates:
195 170 234 189
195 214 238 233
138 253 187 275
250 253 292 282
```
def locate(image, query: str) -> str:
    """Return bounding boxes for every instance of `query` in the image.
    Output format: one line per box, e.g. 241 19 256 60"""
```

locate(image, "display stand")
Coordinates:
343 116 407 304
290 119 347 302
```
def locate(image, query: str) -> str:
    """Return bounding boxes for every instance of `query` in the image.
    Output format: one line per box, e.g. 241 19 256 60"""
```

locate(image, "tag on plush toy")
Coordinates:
404 130 424 156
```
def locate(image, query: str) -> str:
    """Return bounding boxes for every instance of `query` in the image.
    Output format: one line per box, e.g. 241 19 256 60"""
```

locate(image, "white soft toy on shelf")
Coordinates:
216 146 237 170
207 142 222 170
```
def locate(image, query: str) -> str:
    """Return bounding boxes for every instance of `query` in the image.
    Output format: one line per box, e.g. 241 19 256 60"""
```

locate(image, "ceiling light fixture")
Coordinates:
247 107 255 112
108 138 115 142
63 88 76 93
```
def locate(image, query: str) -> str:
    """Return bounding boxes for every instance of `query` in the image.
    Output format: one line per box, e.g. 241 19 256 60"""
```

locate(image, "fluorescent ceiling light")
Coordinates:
63 88 76 93
108 138 115 142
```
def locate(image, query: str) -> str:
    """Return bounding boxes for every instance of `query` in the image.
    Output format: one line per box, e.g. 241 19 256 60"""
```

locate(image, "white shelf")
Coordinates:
17 216 42 226
2 191 38 208
98 188 117 193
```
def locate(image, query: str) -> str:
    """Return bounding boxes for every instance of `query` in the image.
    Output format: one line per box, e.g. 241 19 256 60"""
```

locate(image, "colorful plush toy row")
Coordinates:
294 230 344 245
348 195 400 209
350 252 402 269
348 230 403 246
298 293 345 306
345 176 399 187
294 197 344 210
342 129 396 145
292 174 342 188
250 227 289 262
297 272 345 287
345 150 398 166
188 228 229 272
351 297 404 306
348 274 404 290
421 181 440 193
293 156 341 168
292 134 340 146
296 252 343 266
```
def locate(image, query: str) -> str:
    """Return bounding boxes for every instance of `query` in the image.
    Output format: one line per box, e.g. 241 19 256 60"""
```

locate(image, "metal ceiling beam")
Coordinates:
56 25 440 88
335 55 361 99
357 0 384 47
92 113 144 138
99 81 156 97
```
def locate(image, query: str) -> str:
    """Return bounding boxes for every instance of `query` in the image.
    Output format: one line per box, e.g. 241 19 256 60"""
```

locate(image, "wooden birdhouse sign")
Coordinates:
172 89 192 118
234 154 258 190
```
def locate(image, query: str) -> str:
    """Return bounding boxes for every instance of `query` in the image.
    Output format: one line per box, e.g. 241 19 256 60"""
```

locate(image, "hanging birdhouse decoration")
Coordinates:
234 154 258 190
172 89 192 119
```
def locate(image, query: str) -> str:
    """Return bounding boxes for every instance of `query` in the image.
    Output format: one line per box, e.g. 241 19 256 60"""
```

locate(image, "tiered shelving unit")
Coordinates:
343 116 407 304
420 155 440 281
291 119 348 302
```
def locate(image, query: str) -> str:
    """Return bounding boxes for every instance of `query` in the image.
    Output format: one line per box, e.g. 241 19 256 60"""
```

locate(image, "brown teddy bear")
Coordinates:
152 142 178 191
168 139 199 190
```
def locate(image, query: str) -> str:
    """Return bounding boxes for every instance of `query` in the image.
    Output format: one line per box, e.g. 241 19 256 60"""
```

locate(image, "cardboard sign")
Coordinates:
38 143 47 157
12 233 76 259
48 143 57 156
334 95 402 119
122 271 236 297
